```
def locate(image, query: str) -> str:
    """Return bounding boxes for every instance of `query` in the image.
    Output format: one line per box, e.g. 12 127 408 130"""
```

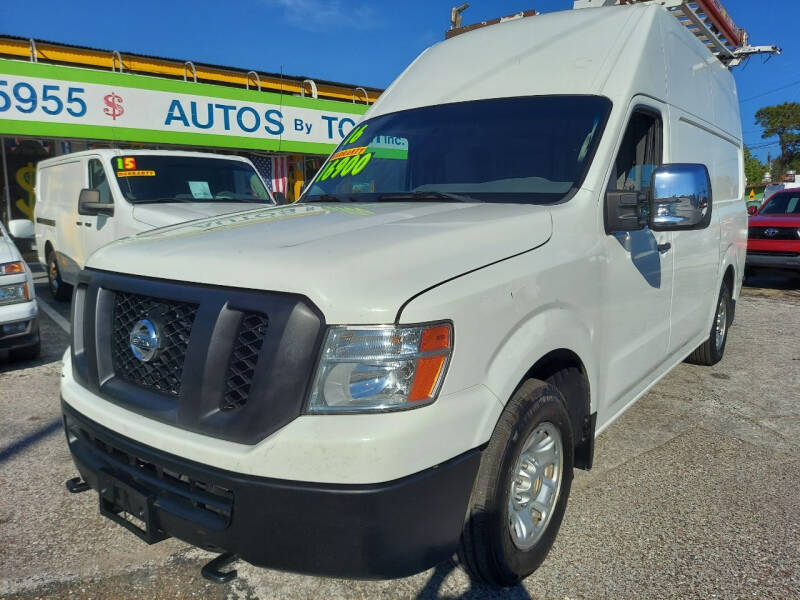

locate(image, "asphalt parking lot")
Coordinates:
1 268 799 600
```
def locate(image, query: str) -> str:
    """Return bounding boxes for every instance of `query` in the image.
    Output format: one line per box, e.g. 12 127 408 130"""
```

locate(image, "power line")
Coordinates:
740 78 800 103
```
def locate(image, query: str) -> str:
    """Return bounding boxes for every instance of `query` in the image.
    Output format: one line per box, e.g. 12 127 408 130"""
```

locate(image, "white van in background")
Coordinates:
34 150 275 300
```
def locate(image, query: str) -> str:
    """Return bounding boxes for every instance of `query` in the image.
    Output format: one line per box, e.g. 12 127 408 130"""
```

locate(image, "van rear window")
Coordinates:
112 156 271 204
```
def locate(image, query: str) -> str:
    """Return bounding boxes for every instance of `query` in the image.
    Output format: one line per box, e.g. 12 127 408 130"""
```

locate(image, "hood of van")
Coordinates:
132 202 272 228
89 202 552 323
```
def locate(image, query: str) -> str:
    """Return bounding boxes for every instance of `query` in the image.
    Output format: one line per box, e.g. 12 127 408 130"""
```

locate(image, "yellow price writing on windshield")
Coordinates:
317 152 373 182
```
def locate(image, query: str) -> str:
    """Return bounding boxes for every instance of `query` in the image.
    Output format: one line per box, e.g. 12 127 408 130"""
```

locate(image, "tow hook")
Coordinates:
65 477 90 493
201 552 239 584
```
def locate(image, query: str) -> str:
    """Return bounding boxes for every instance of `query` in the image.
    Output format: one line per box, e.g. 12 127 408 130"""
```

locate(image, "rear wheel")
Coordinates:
686 280 731 366
47 250 71 301
458 379 574 587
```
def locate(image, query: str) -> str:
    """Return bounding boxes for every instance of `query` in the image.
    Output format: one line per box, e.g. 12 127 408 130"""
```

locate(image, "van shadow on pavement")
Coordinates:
415 560 532 600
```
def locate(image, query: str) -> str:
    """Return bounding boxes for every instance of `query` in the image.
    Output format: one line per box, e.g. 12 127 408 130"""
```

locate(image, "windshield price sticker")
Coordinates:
116 157 138 170
117 170 156 177
317 152 373 182
316 123 375 182
330 146 367 161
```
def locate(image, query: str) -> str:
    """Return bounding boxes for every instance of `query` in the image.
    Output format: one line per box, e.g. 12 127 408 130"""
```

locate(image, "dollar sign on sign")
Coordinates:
103 93 124 120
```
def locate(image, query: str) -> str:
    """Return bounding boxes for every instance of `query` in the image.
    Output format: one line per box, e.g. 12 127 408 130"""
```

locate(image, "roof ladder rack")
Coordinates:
573 0 780 68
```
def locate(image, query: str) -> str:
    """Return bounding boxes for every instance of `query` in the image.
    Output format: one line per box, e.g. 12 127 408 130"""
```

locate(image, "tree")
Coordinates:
755 103 800 174
744 146 766 186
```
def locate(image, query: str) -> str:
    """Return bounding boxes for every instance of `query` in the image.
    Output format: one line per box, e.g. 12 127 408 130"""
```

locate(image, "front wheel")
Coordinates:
458 379 574 587
47 251 71 301
686 280 731 366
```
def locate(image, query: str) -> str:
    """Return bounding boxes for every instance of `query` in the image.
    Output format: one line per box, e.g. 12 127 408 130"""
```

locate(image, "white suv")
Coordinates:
60 3 746 587
0 219 39 361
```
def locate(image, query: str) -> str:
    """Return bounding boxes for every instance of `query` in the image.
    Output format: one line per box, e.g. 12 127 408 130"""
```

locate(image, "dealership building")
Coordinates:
0 35 382 223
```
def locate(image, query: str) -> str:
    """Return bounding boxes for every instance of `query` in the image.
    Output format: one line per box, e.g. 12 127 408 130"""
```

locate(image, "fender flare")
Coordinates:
484 302 597 415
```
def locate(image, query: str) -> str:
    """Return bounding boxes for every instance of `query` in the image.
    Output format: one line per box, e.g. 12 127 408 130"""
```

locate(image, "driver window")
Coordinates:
88 159 112 204
609 110 662 193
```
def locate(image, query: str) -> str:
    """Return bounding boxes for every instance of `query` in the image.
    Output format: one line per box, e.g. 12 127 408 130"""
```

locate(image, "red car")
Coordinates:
747 190 800 272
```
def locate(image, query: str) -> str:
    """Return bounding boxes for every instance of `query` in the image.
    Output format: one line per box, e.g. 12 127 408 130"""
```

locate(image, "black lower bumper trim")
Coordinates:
0 321 39 351
746 252 800 269
62 399 481 579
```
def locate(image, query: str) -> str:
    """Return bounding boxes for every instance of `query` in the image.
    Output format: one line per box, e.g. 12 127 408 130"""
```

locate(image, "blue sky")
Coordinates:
1 0 796 162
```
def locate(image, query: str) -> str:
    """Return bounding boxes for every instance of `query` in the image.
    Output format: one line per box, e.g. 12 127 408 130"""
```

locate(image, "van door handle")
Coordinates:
75 221 83 226
657 242 672 253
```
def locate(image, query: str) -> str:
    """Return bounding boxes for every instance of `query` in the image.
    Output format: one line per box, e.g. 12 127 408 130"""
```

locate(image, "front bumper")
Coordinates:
63 400 482 579
746 251 800 270
0 299 39 351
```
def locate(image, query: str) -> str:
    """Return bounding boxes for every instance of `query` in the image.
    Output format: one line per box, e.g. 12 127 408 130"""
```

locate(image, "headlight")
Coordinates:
0 261 25 275
0 283 29 306
307 322 453 413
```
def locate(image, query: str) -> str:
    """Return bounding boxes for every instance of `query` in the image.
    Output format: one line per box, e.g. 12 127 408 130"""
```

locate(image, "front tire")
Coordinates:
458 379 574 587
686 280 731 366
47 250 71 301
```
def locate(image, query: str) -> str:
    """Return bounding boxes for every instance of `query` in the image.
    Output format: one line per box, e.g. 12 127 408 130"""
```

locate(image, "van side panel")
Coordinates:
34 166 48 265
662 7 745 350
42 159 85 284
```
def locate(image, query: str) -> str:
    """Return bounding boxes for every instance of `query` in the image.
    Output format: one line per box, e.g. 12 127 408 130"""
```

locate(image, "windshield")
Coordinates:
113 155 272 204
761 192 800 215
302 96 612 204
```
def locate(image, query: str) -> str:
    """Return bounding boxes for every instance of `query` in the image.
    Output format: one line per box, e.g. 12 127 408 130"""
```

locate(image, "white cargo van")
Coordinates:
35 150 274 300
61 2 750 587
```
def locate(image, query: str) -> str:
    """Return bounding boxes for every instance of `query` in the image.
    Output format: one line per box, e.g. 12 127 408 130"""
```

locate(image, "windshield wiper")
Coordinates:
376 191 481 203
132 197 194 204
303 194 358 203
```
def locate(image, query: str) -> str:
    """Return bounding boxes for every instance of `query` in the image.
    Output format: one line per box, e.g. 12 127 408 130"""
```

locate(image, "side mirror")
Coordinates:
8 219 34 239
649 164 711 231
605 191 644 233
78 189 114 217
273 191 288 205
747 205 758 216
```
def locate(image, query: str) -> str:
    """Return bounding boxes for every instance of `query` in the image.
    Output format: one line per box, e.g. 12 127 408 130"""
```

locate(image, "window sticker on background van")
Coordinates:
116 170 156 177
115 156 156 177
188 181 213 199
116 157 138 170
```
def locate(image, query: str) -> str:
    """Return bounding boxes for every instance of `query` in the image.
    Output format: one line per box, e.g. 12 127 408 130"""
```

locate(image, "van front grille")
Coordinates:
112 292 198 396
71 270 325 444
222 313 269 411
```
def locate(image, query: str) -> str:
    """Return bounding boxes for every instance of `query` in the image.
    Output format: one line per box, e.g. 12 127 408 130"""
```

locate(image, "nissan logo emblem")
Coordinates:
129 318 160 362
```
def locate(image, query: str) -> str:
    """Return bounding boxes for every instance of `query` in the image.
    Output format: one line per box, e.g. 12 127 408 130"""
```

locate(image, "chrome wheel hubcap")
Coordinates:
508 422 563 550
49 258 58 292
714 296 727 350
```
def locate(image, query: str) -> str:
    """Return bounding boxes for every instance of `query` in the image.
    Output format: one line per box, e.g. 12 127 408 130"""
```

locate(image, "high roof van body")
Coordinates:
60 3 747 586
